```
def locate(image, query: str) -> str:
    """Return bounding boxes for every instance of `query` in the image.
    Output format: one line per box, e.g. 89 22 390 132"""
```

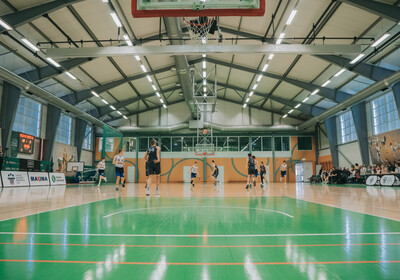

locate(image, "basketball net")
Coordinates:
183 16 215 47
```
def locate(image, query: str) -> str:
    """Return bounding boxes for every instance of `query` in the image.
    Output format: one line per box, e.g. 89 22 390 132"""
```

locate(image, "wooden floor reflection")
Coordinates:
0 182 399 221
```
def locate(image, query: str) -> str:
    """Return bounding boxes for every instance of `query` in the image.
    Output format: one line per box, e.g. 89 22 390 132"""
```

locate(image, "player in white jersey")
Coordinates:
112 149 125 190
190 162 199 189
280 160 287 183
96 157 107 187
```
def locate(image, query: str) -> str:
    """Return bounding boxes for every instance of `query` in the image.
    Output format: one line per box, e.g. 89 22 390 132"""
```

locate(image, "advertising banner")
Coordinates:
28 172 50 186
49 172 66 186
1 171 29 187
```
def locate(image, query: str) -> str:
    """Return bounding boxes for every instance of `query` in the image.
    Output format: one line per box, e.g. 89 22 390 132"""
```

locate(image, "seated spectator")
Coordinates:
360 165 367 176
367 165 373 174
395 163 400 173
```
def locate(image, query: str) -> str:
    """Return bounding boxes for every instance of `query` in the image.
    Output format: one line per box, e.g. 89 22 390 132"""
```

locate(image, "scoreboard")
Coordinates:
19 133 34 154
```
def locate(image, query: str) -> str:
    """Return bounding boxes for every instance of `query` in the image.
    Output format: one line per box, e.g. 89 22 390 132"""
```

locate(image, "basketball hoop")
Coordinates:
183 16 215 46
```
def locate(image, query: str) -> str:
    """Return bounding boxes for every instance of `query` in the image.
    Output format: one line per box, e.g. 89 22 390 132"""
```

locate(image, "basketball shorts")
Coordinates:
115 167 124 178
248 166 255 175
191 172 197 179
281 170 287 177
149 162 161 175
99 169 105 176
212 171 219 178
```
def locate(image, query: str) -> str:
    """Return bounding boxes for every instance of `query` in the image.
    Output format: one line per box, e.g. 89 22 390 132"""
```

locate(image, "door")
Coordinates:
216 166 224 183
183 166 191 183
295 163 303 182
303 162 313 182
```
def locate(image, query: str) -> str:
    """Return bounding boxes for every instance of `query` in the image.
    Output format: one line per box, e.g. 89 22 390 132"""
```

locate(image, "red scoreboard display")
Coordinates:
19 133 34 154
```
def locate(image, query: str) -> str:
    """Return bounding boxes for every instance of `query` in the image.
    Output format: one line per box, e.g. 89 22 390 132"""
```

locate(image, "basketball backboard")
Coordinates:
132 0 265 18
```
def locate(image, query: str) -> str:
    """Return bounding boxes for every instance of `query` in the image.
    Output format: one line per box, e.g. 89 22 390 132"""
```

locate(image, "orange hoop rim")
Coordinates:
183 16 215 27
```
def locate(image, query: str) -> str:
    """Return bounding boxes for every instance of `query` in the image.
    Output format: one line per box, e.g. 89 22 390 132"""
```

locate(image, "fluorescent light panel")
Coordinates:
140 64 147 72
286 10 297 25
101 99 108 104
156 92 160 97
46 57 61 67
21 38 39 51
302 97 309 102
321 80 331 87
146 75 152 82
117 111 122 115
295 103 301 108
262 64 269 72
91 91 99 97
110 12 122 28
152 85 157 90
289 109 294 114
246 98 250 102
243 103 247 108
371 33 390 48
202 61 206 68
163 104 167 108
160 99 164 103
257 75 263 82
0 19 12 30
135 55 140 61
252 84 258 90
276 33 285 45
123 115 128 119
334 68 346 77
350 54 365 64
110 105 116 110
65 71 76 80
249 91 254 97
311 89 320 95
268 54 274 60
283 114 288 118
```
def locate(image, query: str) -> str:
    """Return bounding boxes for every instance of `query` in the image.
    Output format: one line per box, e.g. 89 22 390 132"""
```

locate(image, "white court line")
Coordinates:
103 206 294 219
0 232 399 238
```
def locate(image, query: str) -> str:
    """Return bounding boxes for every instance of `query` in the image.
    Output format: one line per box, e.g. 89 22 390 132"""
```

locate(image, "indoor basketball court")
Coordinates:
0 0 399 279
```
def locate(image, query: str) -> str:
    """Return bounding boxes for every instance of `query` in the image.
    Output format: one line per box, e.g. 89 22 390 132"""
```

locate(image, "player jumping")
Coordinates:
144 139 161 196
246 153 255 189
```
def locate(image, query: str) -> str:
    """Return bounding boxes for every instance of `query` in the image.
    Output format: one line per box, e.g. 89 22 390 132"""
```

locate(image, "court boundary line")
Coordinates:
0 196 116 222
0 259 399 266
284 195 400 222
0 232 399 237
103 206 294 219
1 242 399 248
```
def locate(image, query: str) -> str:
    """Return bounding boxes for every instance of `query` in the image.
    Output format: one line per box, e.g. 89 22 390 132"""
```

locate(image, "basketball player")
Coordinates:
252 155 259 187
144 159 149 189
211 160 219 185
144 139 161 196
376 144 382 163
96 157 107 187
190 162 199 188
246 153 255 189
280 160 287 183
259 161 269 188
390 143 397 160
112 149 125 190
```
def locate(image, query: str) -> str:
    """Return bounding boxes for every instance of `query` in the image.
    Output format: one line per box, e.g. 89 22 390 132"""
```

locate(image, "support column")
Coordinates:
43 104 61 162
393 82 400 119
324 116 339 168
351 102 370 165
0 82 20 150
74 118 87 161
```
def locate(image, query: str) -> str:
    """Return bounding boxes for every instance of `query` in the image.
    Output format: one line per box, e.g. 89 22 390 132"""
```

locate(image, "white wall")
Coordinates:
338 141 363 168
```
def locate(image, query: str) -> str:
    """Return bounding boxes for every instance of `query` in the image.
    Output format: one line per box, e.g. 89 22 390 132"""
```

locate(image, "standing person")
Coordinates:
259 161 269 188
252 156 259 187
96 158 107 187
144 139 161 196
112 149 125 190
144 159 149 189
280 160 287 183
246 153 255 189
210 160 220 185
190 161 199 189
390 143 397 160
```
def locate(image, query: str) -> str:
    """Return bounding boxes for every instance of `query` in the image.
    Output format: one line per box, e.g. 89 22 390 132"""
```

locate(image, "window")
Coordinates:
56 114 72 145
123 137 136 152
82 126 93 150
338 111 357 144
139 138 148 152
217 137 228 151
161 137 171 152
262 137 272 151
13 97 42 137
251 136 262 151
371 92 400 135
98 137 115 152
274 136 290 151
172 137 182 152
298 136 312 150
227 137 239 151
182 137 194 152
240 137 250 151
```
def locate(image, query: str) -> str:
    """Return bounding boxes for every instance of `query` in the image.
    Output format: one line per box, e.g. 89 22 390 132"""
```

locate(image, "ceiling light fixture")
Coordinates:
140 64 147 72
0 19 12 30
101 99 108 104
262 64 269 71
283 114 288 118
21 38 39 51
350 54 365 64
321 80 331 87
65 71 76 80
286 10 297 25
110 12 122 28
295 103 301 108
334 68 346 77
276 33 285 45
46 57 61 67
257 75 263 82
110 105 116 110
91 91 99 97
371 33 390 48
311 89 320 95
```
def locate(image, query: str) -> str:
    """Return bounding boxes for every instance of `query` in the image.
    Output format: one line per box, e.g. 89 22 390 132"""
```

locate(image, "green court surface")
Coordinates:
0 197 399 279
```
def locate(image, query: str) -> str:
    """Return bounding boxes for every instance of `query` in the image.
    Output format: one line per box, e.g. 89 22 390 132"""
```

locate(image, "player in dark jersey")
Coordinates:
259 161 268 188
246 153 255 189
144 160 149 189
211 160 220 185
252 155 259 187
144 139 161 196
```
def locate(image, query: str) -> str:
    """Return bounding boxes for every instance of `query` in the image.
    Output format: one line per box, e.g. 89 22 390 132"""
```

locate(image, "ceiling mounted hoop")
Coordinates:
183 16 216 47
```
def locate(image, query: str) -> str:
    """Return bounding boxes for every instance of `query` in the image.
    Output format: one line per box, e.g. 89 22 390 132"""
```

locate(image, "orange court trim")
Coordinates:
0 259 399 266
0 242 399 248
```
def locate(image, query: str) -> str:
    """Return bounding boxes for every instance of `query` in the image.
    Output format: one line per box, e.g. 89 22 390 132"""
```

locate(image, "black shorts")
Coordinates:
115 167 124 178
149 162 161 175
212 171 219 178
248 166 255 175
99 169 105 176
281 170 287 177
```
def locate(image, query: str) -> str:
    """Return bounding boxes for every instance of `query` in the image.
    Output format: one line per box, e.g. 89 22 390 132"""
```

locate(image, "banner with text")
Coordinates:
28 172 50 186
1 171 29 187
49 173 66 186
